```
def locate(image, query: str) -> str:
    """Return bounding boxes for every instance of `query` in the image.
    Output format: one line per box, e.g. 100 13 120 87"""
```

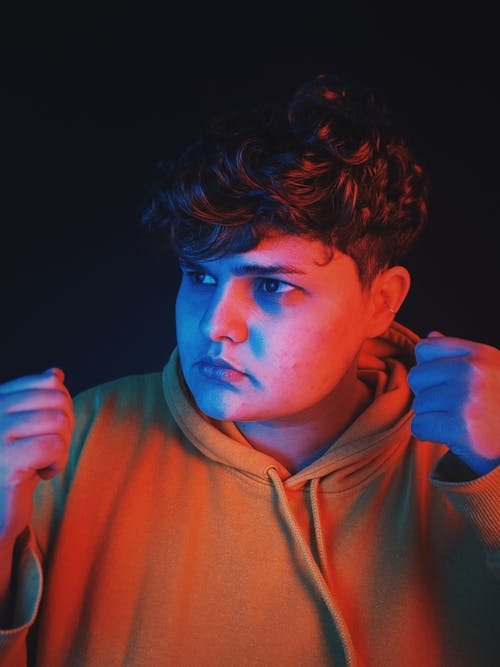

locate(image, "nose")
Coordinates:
200 284 249 343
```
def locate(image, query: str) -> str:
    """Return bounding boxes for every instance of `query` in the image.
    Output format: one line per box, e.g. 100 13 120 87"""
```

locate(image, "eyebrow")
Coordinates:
178 259 307 276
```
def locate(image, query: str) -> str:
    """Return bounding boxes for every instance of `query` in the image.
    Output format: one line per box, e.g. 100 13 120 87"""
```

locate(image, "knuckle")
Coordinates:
410 414 426 439
0 392 21 415
41 432 65 451
411 394 422 413
407 367 419 390
414 340 431 362
0 413 18 444
46 373 61 388
469 361 487 389
456 357 471 374
52 409 69 428
53 388 69 405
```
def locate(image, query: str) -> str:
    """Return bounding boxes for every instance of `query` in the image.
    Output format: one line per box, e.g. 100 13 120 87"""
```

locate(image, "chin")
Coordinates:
190 391 237 421
193 394 259 423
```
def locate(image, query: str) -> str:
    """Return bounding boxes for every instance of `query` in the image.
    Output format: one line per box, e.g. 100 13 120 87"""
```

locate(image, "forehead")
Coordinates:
203 235 338 272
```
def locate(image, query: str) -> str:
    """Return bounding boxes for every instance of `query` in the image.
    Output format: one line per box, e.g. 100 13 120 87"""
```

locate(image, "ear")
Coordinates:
365 265 411 338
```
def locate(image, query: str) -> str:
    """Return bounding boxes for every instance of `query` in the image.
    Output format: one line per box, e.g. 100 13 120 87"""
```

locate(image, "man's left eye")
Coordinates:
257 278 294 294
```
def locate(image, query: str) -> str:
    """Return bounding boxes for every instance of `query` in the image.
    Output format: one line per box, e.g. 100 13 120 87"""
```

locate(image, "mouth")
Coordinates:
195 356 248 383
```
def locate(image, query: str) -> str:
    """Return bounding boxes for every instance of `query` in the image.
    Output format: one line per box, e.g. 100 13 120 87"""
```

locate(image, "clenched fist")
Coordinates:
408 331 500 476
0 368 74 543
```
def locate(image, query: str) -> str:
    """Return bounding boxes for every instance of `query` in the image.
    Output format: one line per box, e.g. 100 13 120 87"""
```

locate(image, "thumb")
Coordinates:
427 331 445 338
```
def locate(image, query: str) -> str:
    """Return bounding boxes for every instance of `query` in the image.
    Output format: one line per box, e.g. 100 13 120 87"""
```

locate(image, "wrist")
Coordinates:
462 452 500 477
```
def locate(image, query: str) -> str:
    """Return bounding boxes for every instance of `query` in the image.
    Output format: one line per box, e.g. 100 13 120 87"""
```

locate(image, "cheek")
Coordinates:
265 322 330 373
175 292 197 341
261 313 360 385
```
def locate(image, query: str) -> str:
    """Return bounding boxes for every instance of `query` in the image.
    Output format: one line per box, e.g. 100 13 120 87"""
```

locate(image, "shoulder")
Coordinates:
65 369 184 473
72 370 173 430
74 371 163 402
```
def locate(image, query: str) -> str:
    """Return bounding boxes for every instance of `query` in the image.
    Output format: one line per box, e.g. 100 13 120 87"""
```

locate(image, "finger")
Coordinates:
0 368 65 395
0 388 75 431
411 382 465 415
410 410 467 448
415 336 477 364
2 409 73 444
1 434 69 484
408 357 472 393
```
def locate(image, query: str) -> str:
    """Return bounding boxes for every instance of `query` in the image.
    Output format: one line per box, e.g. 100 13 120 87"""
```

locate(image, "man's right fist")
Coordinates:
0 368 74 541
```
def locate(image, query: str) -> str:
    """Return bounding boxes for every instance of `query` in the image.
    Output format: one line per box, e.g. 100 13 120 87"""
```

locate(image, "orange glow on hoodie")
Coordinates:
1 323 499 666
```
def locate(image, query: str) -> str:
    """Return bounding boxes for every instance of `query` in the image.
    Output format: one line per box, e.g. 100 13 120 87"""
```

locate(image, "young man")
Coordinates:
0 73 499 666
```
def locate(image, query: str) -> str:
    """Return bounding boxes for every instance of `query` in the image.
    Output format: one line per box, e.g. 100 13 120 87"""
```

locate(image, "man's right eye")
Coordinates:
185 271 217 286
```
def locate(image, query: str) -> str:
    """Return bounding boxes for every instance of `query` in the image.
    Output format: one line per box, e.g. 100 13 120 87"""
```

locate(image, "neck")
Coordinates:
236 374 373 474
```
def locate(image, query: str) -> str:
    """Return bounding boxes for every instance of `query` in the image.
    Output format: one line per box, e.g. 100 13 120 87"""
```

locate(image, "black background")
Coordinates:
1 4 498 396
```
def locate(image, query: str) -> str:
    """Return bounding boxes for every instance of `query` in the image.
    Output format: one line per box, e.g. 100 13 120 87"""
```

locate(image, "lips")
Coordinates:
196 355 248 382
197 356 245 373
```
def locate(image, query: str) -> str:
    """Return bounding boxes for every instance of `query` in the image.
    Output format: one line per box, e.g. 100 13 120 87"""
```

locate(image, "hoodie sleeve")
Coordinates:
0 526 43 666
0 385 99 665
430 451 500 579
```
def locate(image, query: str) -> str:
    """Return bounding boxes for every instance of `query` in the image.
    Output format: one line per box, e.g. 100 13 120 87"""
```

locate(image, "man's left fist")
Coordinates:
408 331 500 476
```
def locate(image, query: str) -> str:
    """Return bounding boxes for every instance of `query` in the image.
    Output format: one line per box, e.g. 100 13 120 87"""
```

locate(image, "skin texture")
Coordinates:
175 235 409 472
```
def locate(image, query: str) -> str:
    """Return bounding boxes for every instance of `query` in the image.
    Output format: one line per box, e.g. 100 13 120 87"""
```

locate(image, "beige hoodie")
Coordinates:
1 322 499 666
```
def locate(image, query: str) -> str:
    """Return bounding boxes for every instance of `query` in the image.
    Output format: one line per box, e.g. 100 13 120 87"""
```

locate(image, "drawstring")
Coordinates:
267 467 356 667
310 477 331 589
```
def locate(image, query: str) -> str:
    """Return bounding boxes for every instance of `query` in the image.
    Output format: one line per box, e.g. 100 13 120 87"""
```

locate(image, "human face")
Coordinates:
175 235 374 424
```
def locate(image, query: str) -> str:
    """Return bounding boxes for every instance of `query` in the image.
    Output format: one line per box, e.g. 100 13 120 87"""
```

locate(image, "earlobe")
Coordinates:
367 266 411 337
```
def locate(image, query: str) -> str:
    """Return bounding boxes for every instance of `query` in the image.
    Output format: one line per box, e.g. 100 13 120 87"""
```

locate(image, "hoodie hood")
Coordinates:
162 321 421 492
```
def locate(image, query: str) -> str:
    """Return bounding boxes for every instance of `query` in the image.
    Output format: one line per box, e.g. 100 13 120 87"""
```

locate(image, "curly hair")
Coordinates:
141 73 428 287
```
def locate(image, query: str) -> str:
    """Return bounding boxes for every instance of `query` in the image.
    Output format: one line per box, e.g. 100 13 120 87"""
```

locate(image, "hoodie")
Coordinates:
0 322 499 666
